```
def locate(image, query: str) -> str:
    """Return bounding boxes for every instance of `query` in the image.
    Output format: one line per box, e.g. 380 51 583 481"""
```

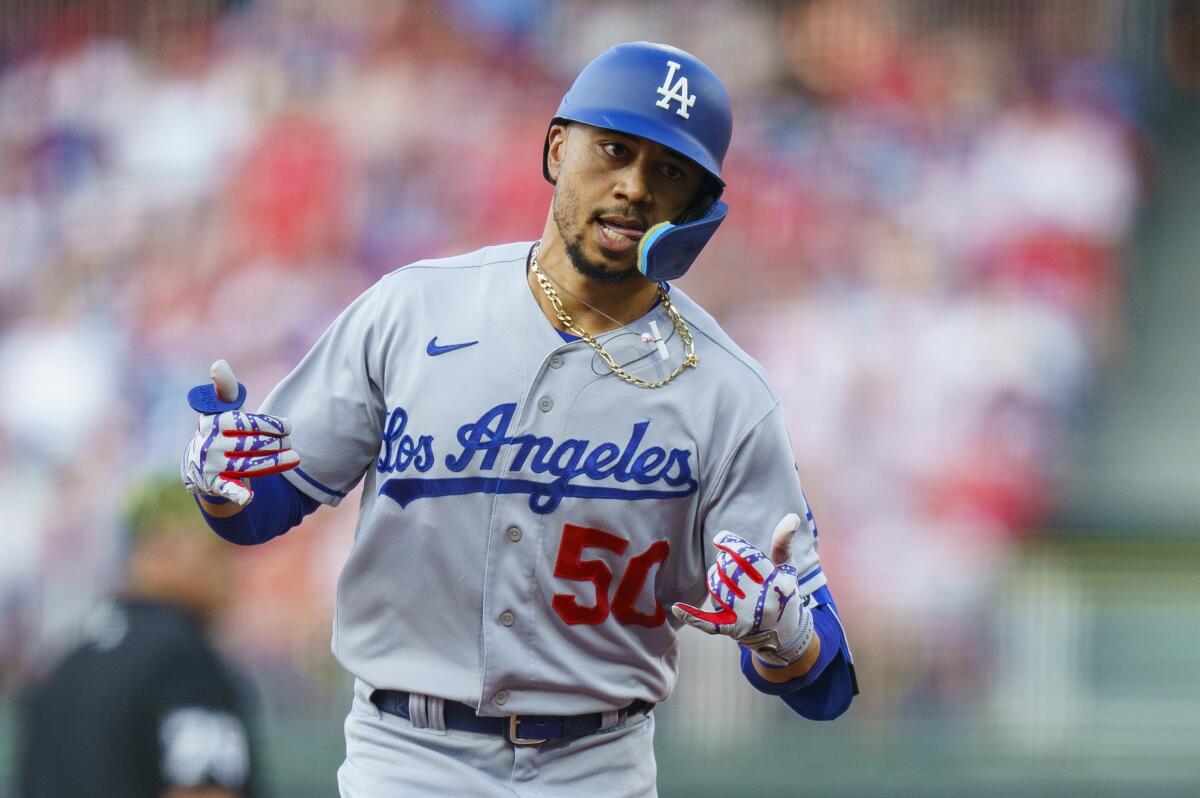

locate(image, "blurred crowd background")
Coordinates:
2 0 1199 795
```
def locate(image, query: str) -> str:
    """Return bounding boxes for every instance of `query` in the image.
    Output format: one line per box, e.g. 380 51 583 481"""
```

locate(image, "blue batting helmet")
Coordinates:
543 41 733 281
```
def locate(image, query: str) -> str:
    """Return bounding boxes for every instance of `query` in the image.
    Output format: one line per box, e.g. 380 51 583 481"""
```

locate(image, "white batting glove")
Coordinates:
180 360 300 506
671 514 815 667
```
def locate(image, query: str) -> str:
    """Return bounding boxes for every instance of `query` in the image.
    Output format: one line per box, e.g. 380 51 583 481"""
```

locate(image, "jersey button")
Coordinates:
506 526 522 542
537 396 553 412
549 354 565 369
500 611 516 627
495 690 510 706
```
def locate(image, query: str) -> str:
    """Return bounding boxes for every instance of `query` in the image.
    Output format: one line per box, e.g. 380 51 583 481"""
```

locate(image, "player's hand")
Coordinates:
180 359 300 506
671 514 815 667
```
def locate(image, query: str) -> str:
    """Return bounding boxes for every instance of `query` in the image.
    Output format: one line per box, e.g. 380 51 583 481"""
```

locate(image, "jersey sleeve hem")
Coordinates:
797 565 828 596
283 466 349 507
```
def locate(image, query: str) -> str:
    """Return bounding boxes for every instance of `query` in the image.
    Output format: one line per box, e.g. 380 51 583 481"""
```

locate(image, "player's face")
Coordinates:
547 123 705 284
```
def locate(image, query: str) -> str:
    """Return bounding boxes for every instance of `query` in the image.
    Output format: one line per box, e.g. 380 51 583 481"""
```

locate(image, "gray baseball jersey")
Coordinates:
259 240 826 716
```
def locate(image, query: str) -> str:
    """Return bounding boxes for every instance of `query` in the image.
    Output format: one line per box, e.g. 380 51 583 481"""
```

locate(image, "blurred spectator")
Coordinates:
16 477 264 798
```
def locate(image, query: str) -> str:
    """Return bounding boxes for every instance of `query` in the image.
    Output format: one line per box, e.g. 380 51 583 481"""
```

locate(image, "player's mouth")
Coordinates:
594 215 645 254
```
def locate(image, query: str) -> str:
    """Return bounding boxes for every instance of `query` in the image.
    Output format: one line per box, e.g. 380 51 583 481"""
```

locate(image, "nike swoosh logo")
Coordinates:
426 337 479 356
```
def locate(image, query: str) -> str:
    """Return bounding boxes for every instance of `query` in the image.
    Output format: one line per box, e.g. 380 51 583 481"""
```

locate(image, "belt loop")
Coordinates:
364 687 383 720
426 695 446 733
600 710 621 730
408 693 428 729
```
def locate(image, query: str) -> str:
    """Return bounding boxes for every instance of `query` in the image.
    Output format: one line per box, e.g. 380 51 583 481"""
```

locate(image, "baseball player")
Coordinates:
182 42 857 796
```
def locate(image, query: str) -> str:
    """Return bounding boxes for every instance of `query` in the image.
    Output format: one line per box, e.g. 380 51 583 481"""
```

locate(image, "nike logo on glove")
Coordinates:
426 337 479 356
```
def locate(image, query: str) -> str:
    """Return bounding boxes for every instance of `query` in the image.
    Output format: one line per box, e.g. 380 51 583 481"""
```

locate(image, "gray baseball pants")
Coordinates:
337 679 658 797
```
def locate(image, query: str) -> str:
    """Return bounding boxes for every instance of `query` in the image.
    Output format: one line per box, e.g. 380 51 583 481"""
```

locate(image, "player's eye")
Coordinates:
601 142 628 158
660 162 686 181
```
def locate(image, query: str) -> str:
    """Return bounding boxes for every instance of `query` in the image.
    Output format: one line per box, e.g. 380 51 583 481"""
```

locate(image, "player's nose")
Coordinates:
612 160 653 207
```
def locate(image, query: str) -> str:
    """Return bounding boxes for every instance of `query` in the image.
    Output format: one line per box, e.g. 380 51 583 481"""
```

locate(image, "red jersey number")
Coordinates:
551 524 670 628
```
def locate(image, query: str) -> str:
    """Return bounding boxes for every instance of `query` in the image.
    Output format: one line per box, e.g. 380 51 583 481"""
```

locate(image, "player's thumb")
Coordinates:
187 359 247 414
210 359 239 403
769 512 802 565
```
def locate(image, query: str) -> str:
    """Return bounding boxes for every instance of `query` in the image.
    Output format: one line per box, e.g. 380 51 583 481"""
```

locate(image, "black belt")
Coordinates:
370 689 653 745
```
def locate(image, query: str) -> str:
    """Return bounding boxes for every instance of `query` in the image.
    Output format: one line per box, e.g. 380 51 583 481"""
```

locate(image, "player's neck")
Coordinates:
528 237 660 336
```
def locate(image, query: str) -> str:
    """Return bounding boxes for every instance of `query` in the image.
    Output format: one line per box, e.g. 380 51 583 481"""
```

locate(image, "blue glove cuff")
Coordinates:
193 473 318 546
739 603 843 695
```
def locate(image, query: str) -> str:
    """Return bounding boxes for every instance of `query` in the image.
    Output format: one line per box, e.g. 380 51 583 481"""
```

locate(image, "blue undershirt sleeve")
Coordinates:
195 474 319 546
738 586 859 720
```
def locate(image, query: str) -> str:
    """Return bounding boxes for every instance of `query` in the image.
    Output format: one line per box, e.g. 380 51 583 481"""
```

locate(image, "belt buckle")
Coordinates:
508 716 547 746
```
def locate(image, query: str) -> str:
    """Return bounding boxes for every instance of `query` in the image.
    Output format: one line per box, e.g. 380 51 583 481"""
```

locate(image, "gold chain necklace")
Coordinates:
529 242 698 389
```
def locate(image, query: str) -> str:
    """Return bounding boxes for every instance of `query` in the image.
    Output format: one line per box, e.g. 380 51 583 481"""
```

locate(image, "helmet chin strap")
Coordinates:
637 200 728 282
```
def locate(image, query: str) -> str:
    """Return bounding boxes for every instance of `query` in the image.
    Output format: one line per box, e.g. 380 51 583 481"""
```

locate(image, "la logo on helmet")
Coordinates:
655 60 696 119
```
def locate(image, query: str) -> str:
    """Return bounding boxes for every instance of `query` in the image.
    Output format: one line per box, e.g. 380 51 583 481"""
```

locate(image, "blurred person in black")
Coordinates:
17 477 263 798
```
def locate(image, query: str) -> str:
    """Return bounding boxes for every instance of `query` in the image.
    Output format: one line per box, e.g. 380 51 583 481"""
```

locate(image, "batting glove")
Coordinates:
671 514 815 667
180 360 300 506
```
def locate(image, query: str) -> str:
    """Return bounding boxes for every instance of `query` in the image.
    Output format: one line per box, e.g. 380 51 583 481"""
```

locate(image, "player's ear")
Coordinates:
545 123 570 184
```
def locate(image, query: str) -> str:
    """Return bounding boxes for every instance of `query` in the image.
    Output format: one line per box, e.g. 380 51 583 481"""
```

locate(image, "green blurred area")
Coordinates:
6 534 1199 797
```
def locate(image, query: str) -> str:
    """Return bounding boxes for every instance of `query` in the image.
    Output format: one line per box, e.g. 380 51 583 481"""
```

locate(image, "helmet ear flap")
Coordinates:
638 200 728 281
676 175 724 225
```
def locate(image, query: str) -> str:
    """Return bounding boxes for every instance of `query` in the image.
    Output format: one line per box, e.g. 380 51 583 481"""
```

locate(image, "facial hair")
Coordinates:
552 184 641 285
